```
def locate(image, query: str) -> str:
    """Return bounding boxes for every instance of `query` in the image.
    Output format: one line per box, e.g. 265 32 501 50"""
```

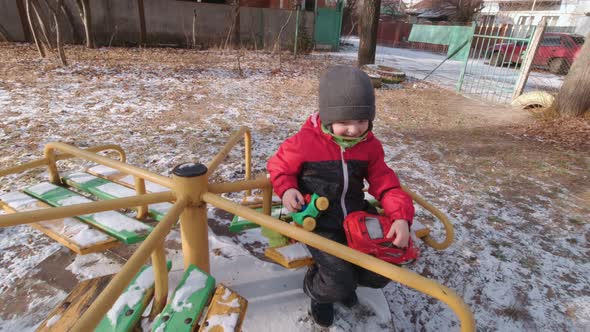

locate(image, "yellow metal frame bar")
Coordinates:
207 126 252 195
402 185 454 250
43 142 173 188
0 129 473 331
0 191 174 228
0 144 126 178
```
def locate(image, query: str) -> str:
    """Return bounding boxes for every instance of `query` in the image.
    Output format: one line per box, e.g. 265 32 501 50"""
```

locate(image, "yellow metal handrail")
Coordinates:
0 191 174 228
0 144 126 178
207 126 253 196
402 185 454 250
44 142 173 188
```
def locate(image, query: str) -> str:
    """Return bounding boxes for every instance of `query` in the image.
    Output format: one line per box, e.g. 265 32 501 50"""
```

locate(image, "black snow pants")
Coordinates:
303 229 390 303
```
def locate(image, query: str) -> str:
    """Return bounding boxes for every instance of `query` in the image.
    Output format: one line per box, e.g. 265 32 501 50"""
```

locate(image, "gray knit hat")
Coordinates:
319 65 375 126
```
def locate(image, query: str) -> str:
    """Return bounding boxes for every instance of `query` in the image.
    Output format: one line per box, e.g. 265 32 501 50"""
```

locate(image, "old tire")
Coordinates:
362 64 405 84
549 58 569 75
367 73 382 89
511 91 555 110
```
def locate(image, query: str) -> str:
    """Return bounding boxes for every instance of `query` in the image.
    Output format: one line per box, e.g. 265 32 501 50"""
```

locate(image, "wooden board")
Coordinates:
264 242 314 269
197 284 248 332
62 171 170 221
0 191 119 255
35 275 113 332
24 182 153 244
151 264 216 332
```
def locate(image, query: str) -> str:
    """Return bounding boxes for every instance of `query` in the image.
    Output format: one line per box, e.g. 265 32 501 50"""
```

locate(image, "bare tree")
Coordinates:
75 0 94 48
0 23 11 41
31 0 53 50
357 0 381 66
16 0 32 42
45 0 67 66
444 0 484 23
24 0 69 65
551 33 590 117
26 0 47 57
60 1 82 43
273 9 293 69
192 9 198 49
137 0 146 46
223 1 240 51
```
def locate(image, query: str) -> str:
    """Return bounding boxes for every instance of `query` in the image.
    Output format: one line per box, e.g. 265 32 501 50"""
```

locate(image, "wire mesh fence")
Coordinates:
460 24 536 104
370 19 586 104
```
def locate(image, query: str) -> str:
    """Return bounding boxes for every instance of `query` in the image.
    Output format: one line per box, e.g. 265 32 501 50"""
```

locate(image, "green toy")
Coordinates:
290 193 329 231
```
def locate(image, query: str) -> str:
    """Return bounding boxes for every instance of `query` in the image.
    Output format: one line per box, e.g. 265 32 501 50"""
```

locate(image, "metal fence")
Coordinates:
460 24 536 103
370 20 585 104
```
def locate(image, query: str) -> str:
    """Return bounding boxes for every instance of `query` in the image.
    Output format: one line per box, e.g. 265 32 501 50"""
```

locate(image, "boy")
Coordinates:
267 65 414 327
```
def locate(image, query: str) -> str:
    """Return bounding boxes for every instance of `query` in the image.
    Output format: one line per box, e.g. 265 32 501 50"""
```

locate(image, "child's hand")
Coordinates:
386 219 410 248
282 188 305 212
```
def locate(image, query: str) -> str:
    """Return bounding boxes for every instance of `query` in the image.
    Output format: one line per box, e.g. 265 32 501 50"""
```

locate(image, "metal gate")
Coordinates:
458 24 537 104
314 1 343 50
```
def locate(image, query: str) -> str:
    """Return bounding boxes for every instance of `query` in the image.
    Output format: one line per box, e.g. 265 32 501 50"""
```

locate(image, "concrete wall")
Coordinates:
240 7 314 49
0 0 315 50
0 0 25 41
144 1 232 47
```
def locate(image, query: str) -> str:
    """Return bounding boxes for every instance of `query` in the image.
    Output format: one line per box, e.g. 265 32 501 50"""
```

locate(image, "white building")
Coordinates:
480 0 590 35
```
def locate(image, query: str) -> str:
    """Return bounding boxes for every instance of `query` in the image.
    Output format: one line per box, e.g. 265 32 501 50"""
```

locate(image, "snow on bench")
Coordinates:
86 165 173 221
152 264 216 332
24 182 153 245
197 284 248 332
63 172 170 221
264 242 314 269
36 262 171 332
0 191 119 254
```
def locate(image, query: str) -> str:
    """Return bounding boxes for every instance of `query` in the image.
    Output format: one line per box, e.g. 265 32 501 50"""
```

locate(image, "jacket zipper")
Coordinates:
339 146 349 218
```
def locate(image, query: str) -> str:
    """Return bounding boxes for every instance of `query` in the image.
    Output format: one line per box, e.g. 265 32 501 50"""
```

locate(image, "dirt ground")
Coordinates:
0 43 588 331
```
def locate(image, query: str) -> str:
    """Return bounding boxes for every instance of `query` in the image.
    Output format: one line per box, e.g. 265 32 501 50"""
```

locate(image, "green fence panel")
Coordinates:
314 1 343 50
408 24 474 61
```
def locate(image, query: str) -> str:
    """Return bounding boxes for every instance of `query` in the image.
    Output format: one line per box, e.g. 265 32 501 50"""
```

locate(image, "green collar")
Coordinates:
321 124 368 149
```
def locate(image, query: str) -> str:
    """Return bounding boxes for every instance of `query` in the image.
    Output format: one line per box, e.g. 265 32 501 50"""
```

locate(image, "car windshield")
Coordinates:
572 36 585 45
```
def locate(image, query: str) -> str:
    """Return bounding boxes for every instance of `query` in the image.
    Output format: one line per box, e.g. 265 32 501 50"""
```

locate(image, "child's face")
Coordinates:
331 120 370 138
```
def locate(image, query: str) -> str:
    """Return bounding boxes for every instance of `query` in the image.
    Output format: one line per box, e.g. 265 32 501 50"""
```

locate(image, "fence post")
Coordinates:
512 18 546 100
456 22 476 92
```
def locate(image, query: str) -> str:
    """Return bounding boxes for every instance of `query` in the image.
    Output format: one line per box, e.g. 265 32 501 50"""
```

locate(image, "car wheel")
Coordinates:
490 52 505 67
549 58 569 75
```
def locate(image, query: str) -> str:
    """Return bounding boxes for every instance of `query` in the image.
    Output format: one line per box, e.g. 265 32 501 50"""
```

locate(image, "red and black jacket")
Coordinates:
267 113 414 232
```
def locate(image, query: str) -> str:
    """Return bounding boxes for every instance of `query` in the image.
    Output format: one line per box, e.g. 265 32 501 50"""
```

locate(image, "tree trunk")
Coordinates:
76 0 94 48
60 0 82 44
357 0 380 67
48 0 67 66
31 0 54 49
0 23 11 41
552 32 590 117
26 0 46 57
16 0 32 42
137 0 146 46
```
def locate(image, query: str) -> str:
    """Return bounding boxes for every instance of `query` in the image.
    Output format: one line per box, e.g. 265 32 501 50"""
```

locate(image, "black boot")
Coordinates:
310 299 334 327
340 291 358 308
